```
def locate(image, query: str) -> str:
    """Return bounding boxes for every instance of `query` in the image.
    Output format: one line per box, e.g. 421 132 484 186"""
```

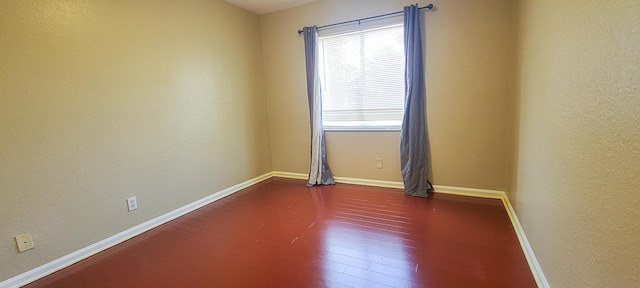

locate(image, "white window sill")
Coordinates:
324 126 401 132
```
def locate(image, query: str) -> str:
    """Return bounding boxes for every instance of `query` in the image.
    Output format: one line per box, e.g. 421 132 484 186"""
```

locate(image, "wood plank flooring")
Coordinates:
25 177 536 288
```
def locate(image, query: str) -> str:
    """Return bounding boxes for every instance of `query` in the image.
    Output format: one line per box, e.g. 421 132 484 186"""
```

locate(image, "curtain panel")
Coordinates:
400 5 434 197
303 26 335 186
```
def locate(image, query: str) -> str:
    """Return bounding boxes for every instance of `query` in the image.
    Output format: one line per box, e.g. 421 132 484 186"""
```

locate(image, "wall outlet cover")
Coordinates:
376 158 383 169
127 197 138 211
15 233 35 252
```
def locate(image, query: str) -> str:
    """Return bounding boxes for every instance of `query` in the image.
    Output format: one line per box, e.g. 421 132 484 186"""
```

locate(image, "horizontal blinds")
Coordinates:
320 24 405 129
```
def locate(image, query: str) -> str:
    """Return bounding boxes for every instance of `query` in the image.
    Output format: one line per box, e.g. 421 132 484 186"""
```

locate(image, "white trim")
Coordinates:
272 171 505 198
502 196 550 288
333 176 405 189
273 171 403 189
0 172 273 288
272 171 307 180
433 185 505 199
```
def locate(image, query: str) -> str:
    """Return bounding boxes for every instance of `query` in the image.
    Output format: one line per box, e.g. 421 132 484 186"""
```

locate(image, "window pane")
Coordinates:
320 24 404 130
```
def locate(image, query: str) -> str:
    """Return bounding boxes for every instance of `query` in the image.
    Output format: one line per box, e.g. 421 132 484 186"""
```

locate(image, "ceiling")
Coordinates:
225 0 319 15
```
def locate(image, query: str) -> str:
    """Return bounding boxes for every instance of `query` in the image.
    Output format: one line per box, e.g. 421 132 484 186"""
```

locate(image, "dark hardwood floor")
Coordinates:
25 177 536 288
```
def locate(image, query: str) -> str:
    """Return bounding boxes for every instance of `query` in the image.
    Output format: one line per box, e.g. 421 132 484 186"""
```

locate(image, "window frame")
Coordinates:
318 23 406 132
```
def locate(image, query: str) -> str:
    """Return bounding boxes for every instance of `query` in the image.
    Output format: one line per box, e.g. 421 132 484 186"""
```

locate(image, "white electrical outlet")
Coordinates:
15 233 34 252
376 157 383 169
126 197 138 211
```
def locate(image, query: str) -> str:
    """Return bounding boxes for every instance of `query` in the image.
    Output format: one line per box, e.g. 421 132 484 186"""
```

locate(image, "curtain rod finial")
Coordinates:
427 4 433 9
298 29 303 35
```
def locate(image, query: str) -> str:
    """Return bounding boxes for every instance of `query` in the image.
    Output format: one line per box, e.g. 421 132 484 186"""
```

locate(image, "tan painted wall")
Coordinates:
512 0 640 286
261 0 516 190
0 0 271 280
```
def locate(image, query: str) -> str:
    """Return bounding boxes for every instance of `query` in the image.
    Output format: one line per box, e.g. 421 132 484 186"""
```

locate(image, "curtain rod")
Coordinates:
297 4 433 35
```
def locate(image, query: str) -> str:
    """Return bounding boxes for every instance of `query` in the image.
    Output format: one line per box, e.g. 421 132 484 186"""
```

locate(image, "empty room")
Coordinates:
1 0 638 287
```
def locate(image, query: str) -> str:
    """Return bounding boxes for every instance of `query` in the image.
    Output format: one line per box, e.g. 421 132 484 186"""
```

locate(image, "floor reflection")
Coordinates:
310 184 419 287
26 178 537 288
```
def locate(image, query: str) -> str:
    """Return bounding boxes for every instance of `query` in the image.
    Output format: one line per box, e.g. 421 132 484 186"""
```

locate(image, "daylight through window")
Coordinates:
319 24 405 130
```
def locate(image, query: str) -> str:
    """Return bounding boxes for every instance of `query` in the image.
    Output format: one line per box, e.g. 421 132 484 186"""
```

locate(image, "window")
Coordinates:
319 24 405 131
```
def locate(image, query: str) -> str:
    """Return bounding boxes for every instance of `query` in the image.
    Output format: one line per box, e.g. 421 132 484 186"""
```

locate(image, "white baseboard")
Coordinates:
502 196 550 288
0 172 273 288
333 176 404 189
274 171 405 189
433 184 505 199
272 171 504 198
272 171 307 180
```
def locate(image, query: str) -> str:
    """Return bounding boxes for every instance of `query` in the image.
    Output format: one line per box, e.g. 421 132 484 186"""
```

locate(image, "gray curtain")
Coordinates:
400 5 434 197
303 26 335 186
